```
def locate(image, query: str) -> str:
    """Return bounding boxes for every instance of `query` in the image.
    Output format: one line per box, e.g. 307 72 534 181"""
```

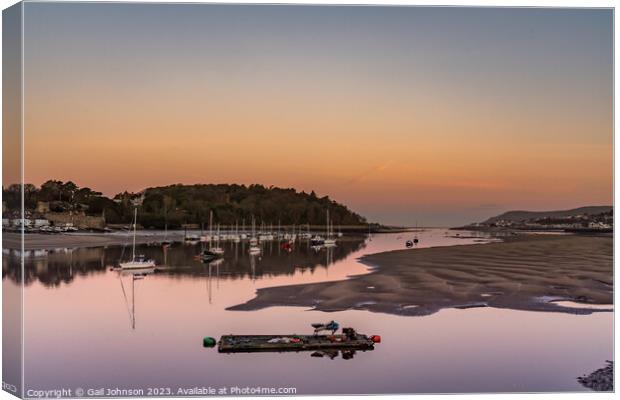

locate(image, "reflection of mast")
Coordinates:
69 249 73 278
119 274 137 330
326 246 334 276
249 254 256 282
119 270 149 330
207 263 212 304
132 276 135 329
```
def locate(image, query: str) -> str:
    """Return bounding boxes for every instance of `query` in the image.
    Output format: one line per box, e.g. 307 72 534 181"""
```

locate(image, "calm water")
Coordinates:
3 230 613 395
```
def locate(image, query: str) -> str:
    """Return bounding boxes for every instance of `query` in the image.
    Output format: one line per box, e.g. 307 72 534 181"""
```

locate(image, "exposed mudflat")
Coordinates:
229 235 613 316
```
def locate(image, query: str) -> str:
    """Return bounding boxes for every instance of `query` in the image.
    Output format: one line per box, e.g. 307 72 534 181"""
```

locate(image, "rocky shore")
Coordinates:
578 361 614 391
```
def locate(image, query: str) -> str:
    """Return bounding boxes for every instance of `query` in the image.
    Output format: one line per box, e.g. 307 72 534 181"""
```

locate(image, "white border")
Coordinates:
0 2 616 400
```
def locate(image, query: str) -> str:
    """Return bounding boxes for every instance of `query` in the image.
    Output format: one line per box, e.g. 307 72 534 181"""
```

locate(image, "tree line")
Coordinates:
3 181 368 228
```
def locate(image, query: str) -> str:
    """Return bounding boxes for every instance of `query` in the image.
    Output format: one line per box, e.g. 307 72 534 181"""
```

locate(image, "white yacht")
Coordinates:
120 208 156 269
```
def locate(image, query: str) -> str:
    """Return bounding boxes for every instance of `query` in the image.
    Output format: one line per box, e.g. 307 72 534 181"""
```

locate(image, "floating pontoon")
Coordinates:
212 323 381 354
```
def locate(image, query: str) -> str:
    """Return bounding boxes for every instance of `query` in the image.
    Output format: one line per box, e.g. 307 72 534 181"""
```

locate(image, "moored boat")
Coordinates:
119 208 156 269
310 235 325 246
200 249 222 262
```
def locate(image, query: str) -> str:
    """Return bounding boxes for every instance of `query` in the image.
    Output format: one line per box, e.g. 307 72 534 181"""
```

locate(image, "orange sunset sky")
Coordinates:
17 4 613 225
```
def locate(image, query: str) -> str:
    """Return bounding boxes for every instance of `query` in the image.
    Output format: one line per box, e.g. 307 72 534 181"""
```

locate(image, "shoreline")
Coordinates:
3 227 425 251
228 234 613 316
2 231 188 251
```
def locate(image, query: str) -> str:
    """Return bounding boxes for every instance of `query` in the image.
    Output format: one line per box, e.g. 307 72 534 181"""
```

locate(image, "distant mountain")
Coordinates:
483 206 613 224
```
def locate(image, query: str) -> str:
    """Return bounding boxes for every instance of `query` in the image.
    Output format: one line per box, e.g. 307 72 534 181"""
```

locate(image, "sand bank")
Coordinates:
229 235 613 316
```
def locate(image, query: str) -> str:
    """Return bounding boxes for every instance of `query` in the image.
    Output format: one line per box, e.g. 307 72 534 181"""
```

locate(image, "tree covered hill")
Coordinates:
136 184 366 228
4 181 367 229
483 206 613 224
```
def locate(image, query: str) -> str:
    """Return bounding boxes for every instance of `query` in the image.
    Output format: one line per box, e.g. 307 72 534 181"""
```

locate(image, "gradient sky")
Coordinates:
21 3 612 226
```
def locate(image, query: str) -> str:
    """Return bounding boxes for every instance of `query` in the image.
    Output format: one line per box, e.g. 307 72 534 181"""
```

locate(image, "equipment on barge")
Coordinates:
209 322 381 354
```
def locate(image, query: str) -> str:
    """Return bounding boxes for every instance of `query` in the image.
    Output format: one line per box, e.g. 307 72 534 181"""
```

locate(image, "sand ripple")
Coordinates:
229 235 612 316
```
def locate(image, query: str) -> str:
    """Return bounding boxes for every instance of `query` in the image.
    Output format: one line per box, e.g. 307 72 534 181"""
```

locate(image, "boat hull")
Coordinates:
119 261 156 269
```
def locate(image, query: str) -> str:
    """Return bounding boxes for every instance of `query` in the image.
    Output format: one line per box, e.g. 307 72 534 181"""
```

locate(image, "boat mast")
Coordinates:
209 210 213 237
326 210 330 238
132 207 137 261
164 205 168 240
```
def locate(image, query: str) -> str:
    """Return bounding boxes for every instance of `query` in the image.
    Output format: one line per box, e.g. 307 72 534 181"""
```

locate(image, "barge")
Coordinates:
215 325 381 354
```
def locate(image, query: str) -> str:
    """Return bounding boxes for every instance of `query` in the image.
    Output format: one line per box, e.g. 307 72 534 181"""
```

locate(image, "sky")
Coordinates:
19 3 613 226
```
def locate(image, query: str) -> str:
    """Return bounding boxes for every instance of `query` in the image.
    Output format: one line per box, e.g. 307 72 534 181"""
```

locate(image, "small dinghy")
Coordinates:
200 250 222 262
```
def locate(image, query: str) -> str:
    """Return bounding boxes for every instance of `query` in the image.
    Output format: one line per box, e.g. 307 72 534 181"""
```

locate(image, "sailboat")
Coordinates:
184 226 200 242
232 220 241 243
199 214 223 261
201 211 213 242
119 208 156 269
161 204 171 246
210 224 224 255
310 217 325 246
161 220 172 247
300 223 312 240
162 224 171 246
240 219 248 240
324 210 337 246
249 216 261 254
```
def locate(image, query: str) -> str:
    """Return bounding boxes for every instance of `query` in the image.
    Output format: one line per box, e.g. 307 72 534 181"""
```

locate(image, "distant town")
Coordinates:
459 206 613 233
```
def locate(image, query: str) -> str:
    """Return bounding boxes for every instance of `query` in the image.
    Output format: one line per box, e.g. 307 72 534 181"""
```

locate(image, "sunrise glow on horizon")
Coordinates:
19 4 612 226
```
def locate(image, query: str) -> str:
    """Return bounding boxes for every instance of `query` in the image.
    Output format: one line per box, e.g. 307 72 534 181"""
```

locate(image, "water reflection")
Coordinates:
118 268 154 330
13 230 612 393
2 247 108 287
311 349 365 360
2 236 367 288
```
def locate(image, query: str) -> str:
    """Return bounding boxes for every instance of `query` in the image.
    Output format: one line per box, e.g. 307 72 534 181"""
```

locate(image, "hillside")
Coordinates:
135 184 366 228
483 206 613 224
5 180 367 229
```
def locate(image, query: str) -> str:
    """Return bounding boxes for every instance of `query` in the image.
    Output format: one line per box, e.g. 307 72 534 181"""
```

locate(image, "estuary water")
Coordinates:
2 230 612 395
